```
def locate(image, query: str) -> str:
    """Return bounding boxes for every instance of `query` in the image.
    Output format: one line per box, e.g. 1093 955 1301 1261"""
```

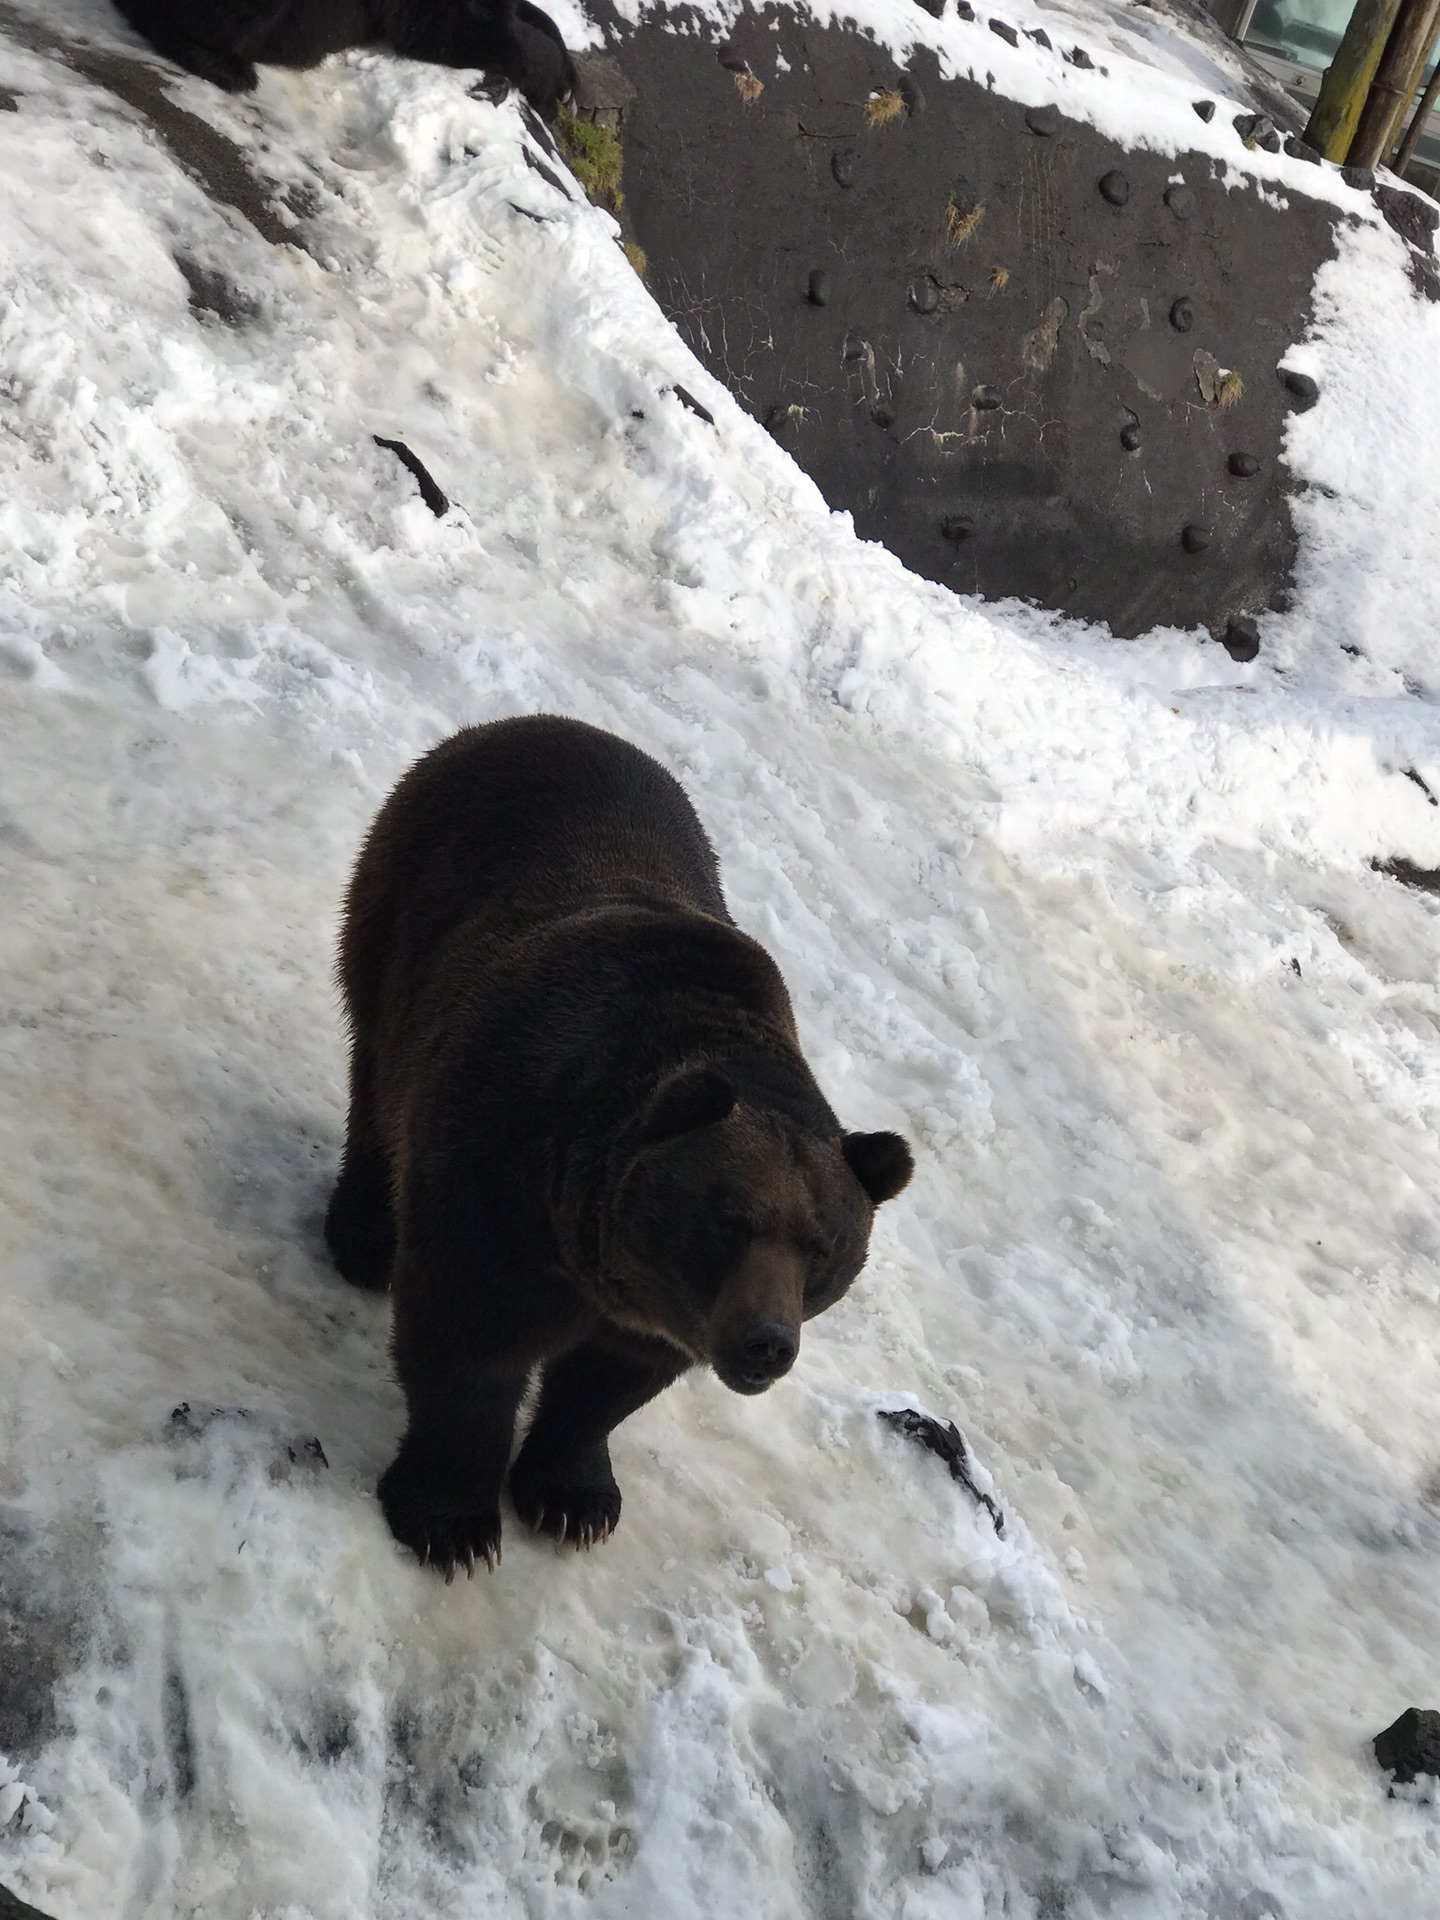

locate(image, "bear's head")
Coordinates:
599 1065 913 1391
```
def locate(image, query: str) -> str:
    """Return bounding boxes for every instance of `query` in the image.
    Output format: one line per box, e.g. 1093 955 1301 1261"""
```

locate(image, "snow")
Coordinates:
3 3 1440 1917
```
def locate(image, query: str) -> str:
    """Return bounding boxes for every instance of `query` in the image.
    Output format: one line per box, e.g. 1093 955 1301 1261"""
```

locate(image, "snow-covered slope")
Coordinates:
4 6 1440 1917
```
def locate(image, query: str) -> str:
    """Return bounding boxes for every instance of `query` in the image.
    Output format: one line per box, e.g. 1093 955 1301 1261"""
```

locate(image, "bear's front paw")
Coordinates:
510 1458 621 1549
379 1471 502 1582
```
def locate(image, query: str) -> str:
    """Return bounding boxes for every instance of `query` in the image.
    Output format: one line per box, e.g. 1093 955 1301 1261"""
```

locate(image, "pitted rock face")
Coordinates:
602 2 1337 639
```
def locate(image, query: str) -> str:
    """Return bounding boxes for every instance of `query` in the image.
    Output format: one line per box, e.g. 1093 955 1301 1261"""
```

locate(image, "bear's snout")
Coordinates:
709 1240 806 1394
733 1320 799 1391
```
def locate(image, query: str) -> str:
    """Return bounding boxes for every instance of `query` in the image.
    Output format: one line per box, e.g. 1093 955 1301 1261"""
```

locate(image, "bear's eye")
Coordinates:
713 1207 758 1251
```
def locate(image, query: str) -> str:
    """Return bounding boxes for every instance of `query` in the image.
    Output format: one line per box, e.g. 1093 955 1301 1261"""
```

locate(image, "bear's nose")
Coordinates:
739 1321 798 1379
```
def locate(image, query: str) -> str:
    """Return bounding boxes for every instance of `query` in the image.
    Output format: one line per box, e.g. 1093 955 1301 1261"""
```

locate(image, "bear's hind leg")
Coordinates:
380 1295 529 1578
325 1047 396 1290
510 1332 689 1547
325 1152 395 1289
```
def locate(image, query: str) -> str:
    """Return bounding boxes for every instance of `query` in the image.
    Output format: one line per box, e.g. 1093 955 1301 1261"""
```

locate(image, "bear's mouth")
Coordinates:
715 1361 781 1396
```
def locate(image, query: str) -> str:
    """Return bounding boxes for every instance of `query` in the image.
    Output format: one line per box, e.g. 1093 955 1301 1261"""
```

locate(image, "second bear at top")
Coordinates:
113 0 574 120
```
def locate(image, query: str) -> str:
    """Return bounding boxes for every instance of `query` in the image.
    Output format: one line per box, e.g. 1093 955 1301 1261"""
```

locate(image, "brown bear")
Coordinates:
325 716 913 1578
112 0 573 120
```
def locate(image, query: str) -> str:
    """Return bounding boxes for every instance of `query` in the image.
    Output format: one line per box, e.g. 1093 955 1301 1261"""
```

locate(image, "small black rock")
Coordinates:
1234 112 1281 153
955 0 976 16
912 0 946 16
807 269 832 307
1181 523 1211 554
989 18 1019 45
1164 183 1195 221
716 44 748 72
871 403 895 429
1026 28 1052 48
766 402 801 440
1222 616 1260 661
1193 99 1216 122
908 275 939 314
1375 183 1440 255
1279 367 1319 410
1120 420 1142 451
1169 296 1193 333
940 513 974 542
0 87 18 112
1025 103 1059 136
832 149 857 188
878 1408 1005 1536
900 75 927 115
1374 1708 1440 1784
1228 451 1260 477
373 436 449 517
1341 164 1375 191
673 385 714 425
1098 169 1129 206
971 384 1003 410
1069 46 1094 68
1284 135 1321 164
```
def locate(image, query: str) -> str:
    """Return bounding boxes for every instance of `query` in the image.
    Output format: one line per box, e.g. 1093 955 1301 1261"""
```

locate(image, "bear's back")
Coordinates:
342 716 730 1023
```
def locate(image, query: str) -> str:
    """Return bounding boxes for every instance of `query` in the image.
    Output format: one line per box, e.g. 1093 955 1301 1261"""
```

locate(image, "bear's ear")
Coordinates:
843 1131 915 1206
641 1067 737 1144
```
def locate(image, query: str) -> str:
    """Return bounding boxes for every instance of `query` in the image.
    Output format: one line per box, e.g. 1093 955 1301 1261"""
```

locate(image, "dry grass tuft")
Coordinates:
864 88 906 126
734 68 763 104
623 240 648 280
946 195 986 246
989 264 1010 293
1216 369 1244 410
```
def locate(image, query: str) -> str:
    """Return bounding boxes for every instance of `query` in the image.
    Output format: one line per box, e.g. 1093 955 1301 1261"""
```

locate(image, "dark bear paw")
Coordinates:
379 1472 502 1582
510 1460 621 1549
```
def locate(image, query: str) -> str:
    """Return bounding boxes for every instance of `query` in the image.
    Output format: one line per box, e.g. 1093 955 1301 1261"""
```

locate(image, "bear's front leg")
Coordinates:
510 1330 690 1548
379 1282 529 1579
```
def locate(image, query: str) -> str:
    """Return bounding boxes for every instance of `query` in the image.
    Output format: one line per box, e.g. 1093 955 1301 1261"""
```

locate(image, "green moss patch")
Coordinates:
557 112 624 216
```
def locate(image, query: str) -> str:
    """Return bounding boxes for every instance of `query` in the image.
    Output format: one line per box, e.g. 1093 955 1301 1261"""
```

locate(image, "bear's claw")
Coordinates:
380 1486 503 1581
510 1467 621 1550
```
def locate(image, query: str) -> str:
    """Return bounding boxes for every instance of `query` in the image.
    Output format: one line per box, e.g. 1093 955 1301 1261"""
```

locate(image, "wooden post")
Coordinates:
1394 36 1440 172
1306 0 1408 159
1348 0 1440 167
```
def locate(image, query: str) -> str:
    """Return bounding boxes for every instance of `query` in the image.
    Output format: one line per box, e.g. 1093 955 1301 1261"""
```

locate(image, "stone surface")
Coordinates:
1 1886 56 1920
605 1 1340 636
1374 1707 1440 1784
1374 183 1439 255
1099 167 1130 205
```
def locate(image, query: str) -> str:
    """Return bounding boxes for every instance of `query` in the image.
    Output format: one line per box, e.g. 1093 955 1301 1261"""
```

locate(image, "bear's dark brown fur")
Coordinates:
113 0 573 120
325 716 913 1576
